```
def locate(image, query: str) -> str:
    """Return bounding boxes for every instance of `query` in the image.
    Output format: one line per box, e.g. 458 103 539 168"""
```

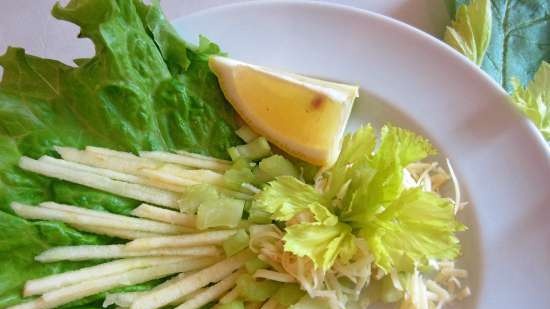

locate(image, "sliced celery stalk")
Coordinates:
244 257 269 274
236 126 259 143
290 158 319 183
228 137 271 161
289 295 332 309
178 184 219 214
223 229 250 256
257 155 298 181
380 275 404 303
273 283 305 306
196 198 244 229
364 274 382 304
247 208 272 224
224 159 257 192
236 274 281 302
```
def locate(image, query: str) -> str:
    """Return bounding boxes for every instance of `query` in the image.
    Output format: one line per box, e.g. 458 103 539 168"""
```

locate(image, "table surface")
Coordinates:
0 0 449 67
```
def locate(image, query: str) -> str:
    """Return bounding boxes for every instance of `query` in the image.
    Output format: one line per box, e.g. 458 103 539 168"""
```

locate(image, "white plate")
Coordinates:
173 1 550 308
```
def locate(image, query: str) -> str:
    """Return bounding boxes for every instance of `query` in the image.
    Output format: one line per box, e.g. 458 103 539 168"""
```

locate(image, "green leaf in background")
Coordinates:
510 61 550 139
444 0 492 65
480 0 550 91
446 0 550 140
0 0 241 307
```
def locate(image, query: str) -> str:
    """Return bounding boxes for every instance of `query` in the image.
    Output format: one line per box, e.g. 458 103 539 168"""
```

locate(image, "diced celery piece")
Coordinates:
236 126 259 143
224 159 256 191
217 188 254 200
196 198 244 229
252 168 271 184
216 301 244 309
236 274 281 302
273 283 305 306
243 200 253 212
244 257 269 274
364 275 382 303
289 158 319 183
248 208 272 224
337 276 356 290
380 275 403 303
227 147 242 162
223 229 250 256
228 137 271 161
289 295 332 309
257 155 298 181
178 184 219 214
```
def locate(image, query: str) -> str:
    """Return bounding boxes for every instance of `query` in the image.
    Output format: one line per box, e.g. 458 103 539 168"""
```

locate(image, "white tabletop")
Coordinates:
0 0 449 67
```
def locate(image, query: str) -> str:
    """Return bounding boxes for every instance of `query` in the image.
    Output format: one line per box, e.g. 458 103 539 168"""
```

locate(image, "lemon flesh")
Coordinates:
209 56 358 166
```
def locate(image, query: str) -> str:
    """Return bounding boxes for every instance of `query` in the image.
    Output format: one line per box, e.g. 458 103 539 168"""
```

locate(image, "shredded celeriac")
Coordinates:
244 159 471 309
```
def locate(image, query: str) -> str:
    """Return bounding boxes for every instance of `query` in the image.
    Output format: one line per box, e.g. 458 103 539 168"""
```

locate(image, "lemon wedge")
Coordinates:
209 56 359 166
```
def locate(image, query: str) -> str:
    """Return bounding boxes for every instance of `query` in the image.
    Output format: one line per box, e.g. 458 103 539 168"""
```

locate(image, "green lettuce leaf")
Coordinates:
0 209 150 309
510 61 550 139
360 188 464 272
133 0 190 73
444 0 491 65
0 0 241 307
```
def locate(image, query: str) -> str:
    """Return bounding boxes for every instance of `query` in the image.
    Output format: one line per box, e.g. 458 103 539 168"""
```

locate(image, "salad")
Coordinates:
0 1 469 309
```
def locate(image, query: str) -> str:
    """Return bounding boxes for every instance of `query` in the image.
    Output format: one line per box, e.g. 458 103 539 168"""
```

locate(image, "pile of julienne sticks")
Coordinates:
9 146 269 309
